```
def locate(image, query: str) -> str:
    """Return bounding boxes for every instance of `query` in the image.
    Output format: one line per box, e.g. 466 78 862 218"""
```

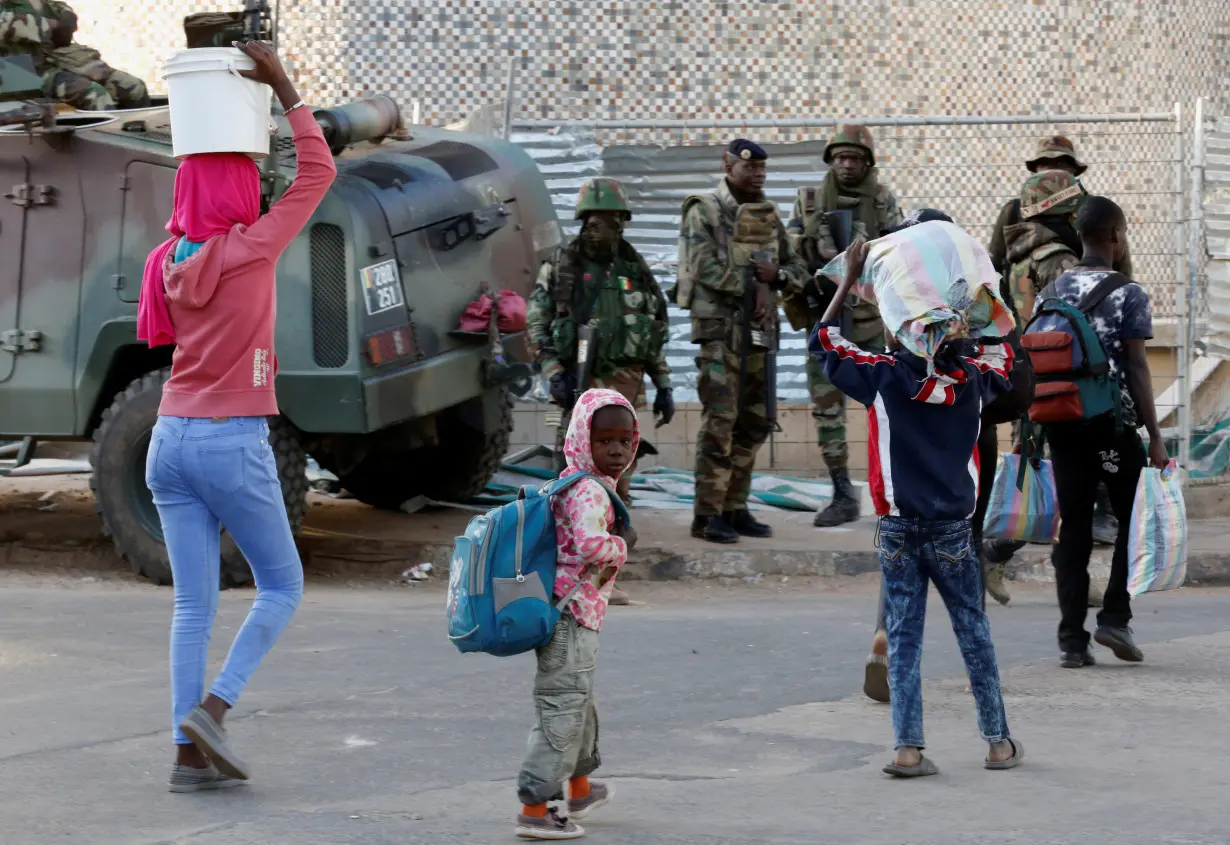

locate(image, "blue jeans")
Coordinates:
878 516 1009 750
146 416 304 745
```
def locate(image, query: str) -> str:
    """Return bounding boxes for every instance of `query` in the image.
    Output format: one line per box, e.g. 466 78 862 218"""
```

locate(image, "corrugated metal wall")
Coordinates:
514 115 1185 402
1203 116 1230 358
515 127 826 403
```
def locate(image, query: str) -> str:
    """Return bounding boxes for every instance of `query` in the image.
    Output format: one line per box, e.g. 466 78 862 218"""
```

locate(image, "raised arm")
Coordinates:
232 41 336 261
963 341 1014 402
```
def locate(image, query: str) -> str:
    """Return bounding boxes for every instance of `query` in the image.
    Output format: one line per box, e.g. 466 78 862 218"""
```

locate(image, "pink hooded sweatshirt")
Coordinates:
552 388 640 631
138 107 337 418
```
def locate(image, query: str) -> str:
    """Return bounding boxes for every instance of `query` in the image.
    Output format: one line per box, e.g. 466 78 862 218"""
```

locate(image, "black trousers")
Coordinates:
1047 416 1146 652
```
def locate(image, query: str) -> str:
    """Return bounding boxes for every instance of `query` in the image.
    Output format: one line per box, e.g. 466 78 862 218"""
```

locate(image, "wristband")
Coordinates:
284 100 307 114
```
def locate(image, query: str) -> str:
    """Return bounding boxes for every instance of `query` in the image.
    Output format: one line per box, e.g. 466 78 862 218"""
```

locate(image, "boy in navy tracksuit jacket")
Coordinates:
809 237 1025 778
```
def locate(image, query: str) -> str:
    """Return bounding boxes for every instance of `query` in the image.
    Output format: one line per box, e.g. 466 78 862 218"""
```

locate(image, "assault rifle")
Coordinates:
739 251 779 430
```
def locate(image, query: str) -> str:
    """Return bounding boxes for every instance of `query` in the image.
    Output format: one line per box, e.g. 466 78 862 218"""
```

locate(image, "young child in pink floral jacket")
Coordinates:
514 388 638 840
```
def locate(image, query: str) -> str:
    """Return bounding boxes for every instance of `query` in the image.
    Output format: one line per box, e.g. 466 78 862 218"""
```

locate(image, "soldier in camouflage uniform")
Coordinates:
0 0 150 110
785 124 904 528
1004 170 1084 320
677 139 807 544
527 177 674 594
972 170 1087 607
989 135 1132 278
984 163 1122 608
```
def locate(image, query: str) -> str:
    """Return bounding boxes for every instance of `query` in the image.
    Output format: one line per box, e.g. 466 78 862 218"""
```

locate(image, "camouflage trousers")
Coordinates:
807 305 885 473
694 341 770 516
42 66 150 111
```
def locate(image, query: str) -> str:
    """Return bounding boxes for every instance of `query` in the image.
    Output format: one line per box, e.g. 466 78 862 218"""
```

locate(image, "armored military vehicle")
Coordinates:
0 8 556 585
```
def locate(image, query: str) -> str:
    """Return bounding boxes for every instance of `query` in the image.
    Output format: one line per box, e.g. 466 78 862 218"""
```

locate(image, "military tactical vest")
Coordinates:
1009 242 1075 321
547 240 664 378
676 195 779 311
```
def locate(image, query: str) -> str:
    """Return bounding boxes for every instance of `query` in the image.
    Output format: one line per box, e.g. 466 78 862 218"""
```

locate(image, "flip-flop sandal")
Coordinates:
882 755 939 778
985 738 1025 770
863 653 890 703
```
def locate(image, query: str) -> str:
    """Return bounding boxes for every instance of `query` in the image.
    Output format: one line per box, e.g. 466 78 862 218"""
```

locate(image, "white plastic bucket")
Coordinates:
162 47 273 160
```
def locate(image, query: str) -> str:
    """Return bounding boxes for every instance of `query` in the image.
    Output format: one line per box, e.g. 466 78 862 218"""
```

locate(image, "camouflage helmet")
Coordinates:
1019 169 1087 220
823 123 876 168
574 177 631 221
1025 135 1088 176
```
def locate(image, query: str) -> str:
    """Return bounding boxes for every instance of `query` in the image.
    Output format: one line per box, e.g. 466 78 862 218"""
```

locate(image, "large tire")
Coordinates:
90 369 309 587
338 389 515 509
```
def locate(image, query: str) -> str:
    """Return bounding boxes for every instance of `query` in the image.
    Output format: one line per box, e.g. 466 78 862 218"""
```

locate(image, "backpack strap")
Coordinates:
539 472 631 527
1076 272 1131 314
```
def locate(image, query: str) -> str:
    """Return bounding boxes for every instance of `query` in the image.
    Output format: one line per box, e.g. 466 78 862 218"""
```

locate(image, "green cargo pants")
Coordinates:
517 614 601 804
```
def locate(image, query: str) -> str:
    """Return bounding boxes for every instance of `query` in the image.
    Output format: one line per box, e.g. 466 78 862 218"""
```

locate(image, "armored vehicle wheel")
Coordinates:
90 369 309 587
338 388 515 509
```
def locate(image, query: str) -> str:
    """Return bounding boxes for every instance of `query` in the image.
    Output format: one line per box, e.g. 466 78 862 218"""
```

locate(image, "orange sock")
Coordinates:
569 776 591 799
521 803 548 818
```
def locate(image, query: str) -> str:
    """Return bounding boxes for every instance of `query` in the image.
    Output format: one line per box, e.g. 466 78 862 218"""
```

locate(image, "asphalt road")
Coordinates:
0 576 1227 844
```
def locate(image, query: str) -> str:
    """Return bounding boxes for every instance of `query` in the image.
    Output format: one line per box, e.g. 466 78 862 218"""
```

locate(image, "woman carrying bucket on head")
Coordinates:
137 40 336 792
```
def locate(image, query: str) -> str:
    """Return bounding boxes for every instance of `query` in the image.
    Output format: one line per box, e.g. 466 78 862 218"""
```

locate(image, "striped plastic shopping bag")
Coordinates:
982 453 1061 544
1127 462 1188 596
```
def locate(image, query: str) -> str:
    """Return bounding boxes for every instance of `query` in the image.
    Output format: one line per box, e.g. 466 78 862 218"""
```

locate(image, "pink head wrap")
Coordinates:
137 153 262 347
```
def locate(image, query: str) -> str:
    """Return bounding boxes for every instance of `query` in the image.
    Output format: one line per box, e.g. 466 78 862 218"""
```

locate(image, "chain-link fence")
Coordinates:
514 112 1187 404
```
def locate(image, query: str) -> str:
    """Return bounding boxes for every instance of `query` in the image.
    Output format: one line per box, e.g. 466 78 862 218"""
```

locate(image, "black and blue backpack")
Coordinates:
1021 273 1129 426
446 473 630 657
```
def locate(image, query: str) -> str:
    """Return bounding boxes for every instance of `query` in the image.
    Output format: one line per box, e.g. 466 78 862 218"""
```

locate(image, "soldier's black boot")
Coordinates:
724 509 773 538
1091 483 1118 547
814 469 860 527
692 515 738 544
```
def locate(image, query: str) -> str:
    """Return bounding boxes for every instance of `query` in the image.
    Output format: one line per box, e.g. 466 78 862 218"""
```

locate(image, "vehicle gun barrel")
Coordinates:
313 96 402 155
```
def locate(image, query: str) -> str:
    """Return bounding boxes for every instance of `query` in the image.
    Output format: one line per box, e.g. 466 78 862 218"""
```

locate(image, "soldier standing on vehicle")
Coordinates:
0 0 150 110
677 139 807 544
785 124 903 529
527 178 674 602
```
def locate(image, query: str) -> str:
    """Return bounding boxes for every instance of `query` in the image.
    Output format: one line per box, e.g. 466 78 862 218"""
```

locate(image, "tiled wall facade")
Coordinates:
79 1 1227 122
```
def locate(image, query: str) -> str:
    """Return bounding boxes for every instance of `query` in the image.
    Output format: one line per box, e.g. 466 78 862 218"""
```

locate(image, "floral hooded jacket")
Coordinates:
551 388 639 631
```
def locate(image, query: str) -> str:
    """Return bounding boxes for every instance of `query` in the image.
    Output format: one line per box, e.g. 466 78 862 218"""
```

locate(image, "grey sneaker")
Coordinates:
568 781 614 820
179 706 250 780
1094 625 1144 663
515 807 585 840
168 762 244 793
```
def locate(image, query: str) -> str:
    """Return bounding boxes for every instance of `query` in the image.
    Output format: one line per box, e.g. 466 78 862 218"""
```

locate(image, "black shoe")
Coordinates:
692 515 738 544
1059 649 1097 669
981 538 1026 564
1094 625 1144 662
814 469 859 527
724 510 772 538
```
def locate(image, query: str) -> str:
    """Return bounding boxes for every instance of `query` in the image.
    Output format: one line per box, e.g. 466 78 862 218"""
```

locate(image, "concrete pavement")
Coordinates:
0 575 1227 844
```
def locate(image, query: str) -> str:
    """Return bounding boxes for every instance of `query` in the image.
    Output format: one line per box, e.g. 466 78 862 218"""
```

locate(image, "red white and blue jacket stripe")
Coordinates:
809 321 1014 521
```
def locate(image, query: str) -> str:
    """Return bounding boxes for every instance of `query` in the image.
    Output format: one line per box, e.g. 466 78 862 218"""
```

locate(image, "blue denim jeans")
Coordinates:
146 416 304 744
878 516 1009 750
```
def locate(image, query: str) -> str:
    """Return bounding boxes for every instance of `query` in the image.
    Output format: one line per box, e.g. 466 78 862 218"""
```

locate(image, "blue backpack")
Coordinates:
1021 273 1129 426
446 473 631 657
